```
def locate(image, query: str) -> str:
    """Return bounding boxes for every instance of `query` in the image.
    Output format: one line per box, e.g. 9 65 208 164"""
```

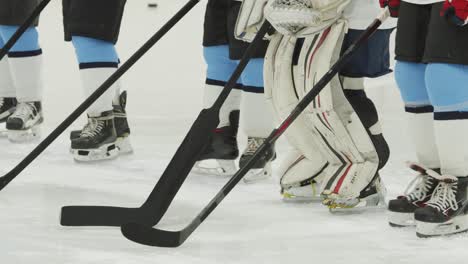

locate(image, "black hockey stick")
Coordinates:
0 0 201 192
59 21 273 226
121 9 391 247
0 0 51 60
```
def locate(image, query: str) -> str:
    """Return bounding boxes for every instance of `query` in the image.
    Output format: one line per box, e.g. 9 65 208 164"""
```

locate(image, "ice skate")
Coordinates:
415 173 468 238
70 91 132 154
71 110 119 162
282 182 322 202
0 97 17 136
325 176 387 213
6 101 43 142
193 125 239 177
388 163 439 227
239 137 276 183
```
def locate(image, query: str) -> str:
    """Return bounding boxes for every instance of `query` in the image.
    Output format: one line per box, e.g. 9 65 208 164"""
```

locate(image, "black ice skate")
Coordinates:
193 111 239 177
71 110 118 161
327 176 387 213
70 91 132 154
388 163 439 227
0 97 17 136
415 173 468 238
6 101 43 142
239 137 276 183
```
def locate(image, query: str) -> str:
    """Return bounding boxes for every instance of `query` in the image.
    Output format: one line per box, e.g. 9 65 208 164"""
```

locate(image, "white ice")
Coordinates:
0 1 466 264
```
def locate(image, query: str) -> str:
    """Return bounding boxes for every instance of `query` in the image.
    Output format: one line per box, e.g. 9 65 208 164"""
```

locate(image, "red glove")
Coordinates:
379 0 401 17
441 0 468 26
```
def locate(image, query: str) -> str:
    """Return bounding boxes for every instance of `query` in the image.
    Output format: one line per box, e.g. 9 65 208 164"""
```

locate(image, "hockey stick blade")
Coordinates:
120 10 391 247
61 108 218 226
60 22 272 227
0 0 201 193
122 223 186 248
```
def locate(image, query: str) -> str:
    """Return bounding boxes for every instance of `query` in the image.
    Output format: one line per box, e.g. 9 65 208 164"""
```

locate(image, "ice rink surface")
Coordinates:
0 1 466 264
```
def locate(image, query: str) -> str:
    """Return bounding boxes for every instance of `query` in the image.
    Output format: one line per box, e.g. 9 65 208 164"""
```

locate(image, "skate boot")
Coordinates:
239 137 276 183
388 163 439 227
193 111 239 177
325 175 387 213
70 91 132 154
0 97 17 136
415 173 468 238
6 101 43 142
71 110 118 161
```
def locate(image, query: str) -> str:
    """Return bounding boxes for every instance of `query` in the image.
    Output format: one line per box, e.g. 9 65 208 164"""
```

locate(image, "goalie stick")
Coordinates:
0 0 201 192
120 9 391 248
59 19 273 226
0 0 51 60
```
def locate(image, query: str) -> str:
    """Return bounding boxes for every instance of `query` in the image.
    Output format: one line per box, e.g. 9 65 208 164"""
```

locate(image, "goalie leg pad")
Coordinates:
265 20 385 205
63 0 126 44
0 0 39 26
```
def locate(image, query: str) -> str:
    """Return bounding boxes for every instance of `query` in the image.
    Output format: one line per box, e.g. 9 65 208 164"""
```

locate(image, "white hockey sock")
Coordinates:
80 67 118 117
0 57 15 98
408 112 440 169
8 54 43 102
434 118 468 176
240 91 274 138
203 83 241 128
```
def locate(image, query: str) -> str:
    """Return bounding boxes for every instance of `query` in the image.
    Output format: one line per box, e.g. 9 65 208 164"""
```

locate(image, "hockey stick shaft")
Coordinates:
0 0 201 191
121 9 391 247
60 21 272 227
0 0 51 60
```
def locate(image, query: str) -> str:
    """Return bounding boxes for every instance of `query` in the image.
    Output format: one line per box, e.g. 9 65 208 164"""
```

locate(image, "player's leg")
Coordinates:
63 0 130 161
229 1 274 182
413 63 468 237
387 2 440 227
0 0 43 142
0 35 17 133
193 0 242 176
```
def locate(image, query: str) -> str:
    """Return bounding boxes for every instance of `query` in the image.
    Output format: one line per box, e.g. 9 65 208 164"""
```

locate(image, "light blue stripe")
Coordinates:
203 45 237 82
71 36 119 64
426 63 468 112
0 25 40 52
240 58 264 88
394 61 430 106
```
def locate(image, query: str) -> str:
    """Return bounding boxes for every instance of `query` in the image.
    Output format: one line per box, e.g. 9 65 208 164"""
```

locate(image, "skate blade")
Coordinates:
72 143 119 162
243 162 272 184
388 211 416 227
282 184 322 203
7 125 41 143
324 194 386 214
416 214 468 238
116 136 133 154
193 160 237 177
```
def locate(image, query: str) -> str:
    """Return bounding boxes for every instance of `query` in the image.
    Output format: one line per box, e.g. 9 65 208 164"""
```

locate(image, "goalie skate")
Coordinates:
240 137 276 183
6 101 43 143
325 177 387 213
71 111 119 162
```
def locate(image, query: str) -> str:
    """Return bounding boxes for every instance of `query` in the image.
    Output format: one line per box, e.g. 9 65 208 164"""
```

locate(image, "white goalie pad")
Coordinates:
265 20 380 203
264 0 351 37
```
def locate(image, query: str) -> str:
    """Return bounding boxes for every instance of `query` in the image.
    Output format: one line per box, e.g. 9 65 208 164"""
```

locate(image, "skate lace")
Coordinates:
426 177 459 212
404 175 434 202
245 137 265 155
81 118 105 138
11 102 36 119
